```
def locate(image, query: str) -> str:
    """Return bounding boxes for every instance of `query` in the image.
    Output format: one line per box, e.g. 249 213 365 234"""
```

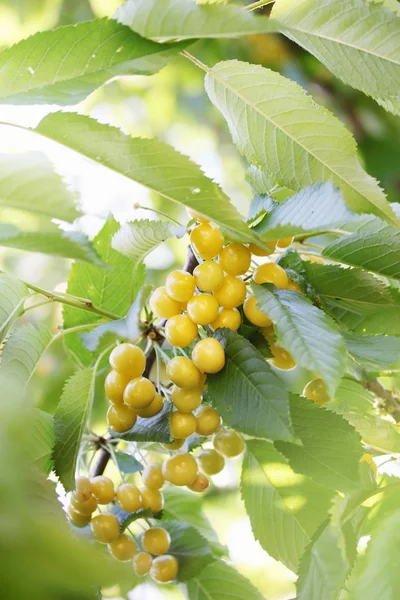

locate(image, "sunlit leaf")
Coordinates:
0 273 28 342
28 409 55 474
187 560 265 600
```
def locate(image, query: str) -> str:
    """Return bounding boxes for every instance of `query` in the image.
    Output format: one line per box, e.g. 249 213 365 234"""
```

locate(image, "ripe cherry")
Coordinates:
269 343 296 370
162 439 185 451
150 555 179 583
142 527 171 555
90 476 115 504
108 535 137 561
197 449 225 475
165 270 196 303
107 404 137 433
70 491 97 516
166 356 202 389
303 378 329 406
123 377 156 409
248 242 275 256
104 370 130 405
276 237 293 248
165 314 198 348
196 405 221 436
66 505 91 528
187 472 210 492
219 243 251 276
187 293 220 325
162 453 198 486
142 463 164 490
141 487 164 513
253 262 289 288
213 275 246 309
213 429 245 458
116 483 142 513
193 260 224 292
90 513 120 544
190 223 224 260
133 551 153 576
75 476 93 502
192 338 225 374
243 295 272 327
171 385 202 413
150 287 182 319
170 411 197 439
109 343 145 379
211 307 242 331
136 393 164 418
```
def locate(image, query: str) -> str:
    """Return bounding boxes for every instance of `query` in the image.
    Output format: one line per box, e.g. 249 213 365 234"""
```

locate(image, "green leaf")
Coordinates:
113 451 143 474
254 183 354 240
34 112 264 246
246 194 276 225
0 273 28 342
344 333 400 371
204 60 397 225
112 218 184 268
340 308 400 335
118 401 172 443
328 379 400 453
242 439 333 572
323 227 400 280
252 284 346 396
27 409 55 474
116 0 277 41
0 18 186 105
273 0 400 116
207 329 294 442
0 323 52 389
0 152 79 221
163 488 222 550
275 395 363 492
0 223 104 265
161 520 213 581
63 218 135 366
187 560 265 600
349 510 400 600
53 368 95 491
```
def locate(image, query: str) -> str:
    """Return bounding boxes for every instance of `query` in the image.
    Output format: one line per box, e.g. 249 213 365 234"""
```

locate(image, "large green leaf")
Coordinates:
349 510 400 600
187 560 265 600
207 329 294 442
0 152 79 221
344 333 400 371
0 273 28 342
328 379 400 453
112 219 184 268
252 284 346 396
254 182 354 240
160 520 213 581
34 112 264 246
0 223 104 265
242 439 333 572
27 409 54 474
63 218 135 366
204 60 397 225
53 368 95 491
116 0 277 40
323 227 400 279
0 18 186 105
275 395 363 493
118 401 172 443
273 0 400 115
0 323 52 389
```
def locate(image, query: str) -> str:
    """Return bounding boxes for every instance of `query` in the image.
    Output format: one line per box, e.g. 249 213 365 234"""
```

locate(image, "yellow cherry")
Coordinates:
165 270 196 303
90 513 120 543
75 476 93 502
136 393 164 418
142 463 164 490
150 555 179 583
150 286 182 319
187 472 210 492
196 405 221 436
140 487 164 513
162 439 185 451
108 535 137 561
124 377 156 409
104 370 130 405
193 260 224 292
116 483 142 513
303 378 329 406
166 357 202 389
269 343 296 370
90 476 115 504
276 237 293 248
211 307 242 331
107 404 137 432
243 295 272 327
197 449 225 475
142 527 171 555
133 552 153 576
213 429 245 457
249 241 275 256
165 314 198 348
192 338 225 374
66 505 91 528
190 223 224 260
109 343 145 379
162 453 198 486
70 491 97 516
170 411 197 439
253 262 289 288
171 386 202 413
213 275 246 309
187 293 220 325
219 243 251 276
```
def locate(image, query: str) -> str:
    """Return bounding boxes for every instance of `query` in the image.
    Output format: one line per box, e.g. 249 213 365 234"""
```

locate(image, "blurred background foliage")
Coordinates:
1 1 399 599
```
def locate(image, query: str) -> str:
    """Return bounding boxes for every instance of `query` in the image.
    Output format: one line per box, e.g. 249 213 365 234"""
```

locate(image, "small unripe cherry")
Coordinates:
187 294 220 326
70 491 97 516
196 405 221 436
104 370 131 405
192 338 225 374
133 551 153 576
123 377 156 409
165 270 196 303
197 449 225 475
109 343 146 379
66 505 91 528
108 534 137 561
219 243 251 276
190 223 224 260
142 527 171 555
142 463 164 490
211 307 242 331
107 404 137 433
90 513 120 543
243 295 272 327
75 476 93 502
213 429 245 458
162 453 198 486
150 286 182 319
171 386 202 413
193 260 224 292
136 393 164 418
166 356 202 389
170 411 197 439
165 314 198 348
140 487 164 513
90 476 115 504
150 554 179 584
187 472 210 492
253 262 289 288
116 483 142 513
213 275 246 309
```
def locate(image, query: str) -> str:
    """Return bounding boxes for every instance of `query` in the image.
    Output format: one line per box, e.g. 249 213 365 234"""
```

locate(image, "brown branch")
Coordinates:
366 379 400 423
91 245 198 477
